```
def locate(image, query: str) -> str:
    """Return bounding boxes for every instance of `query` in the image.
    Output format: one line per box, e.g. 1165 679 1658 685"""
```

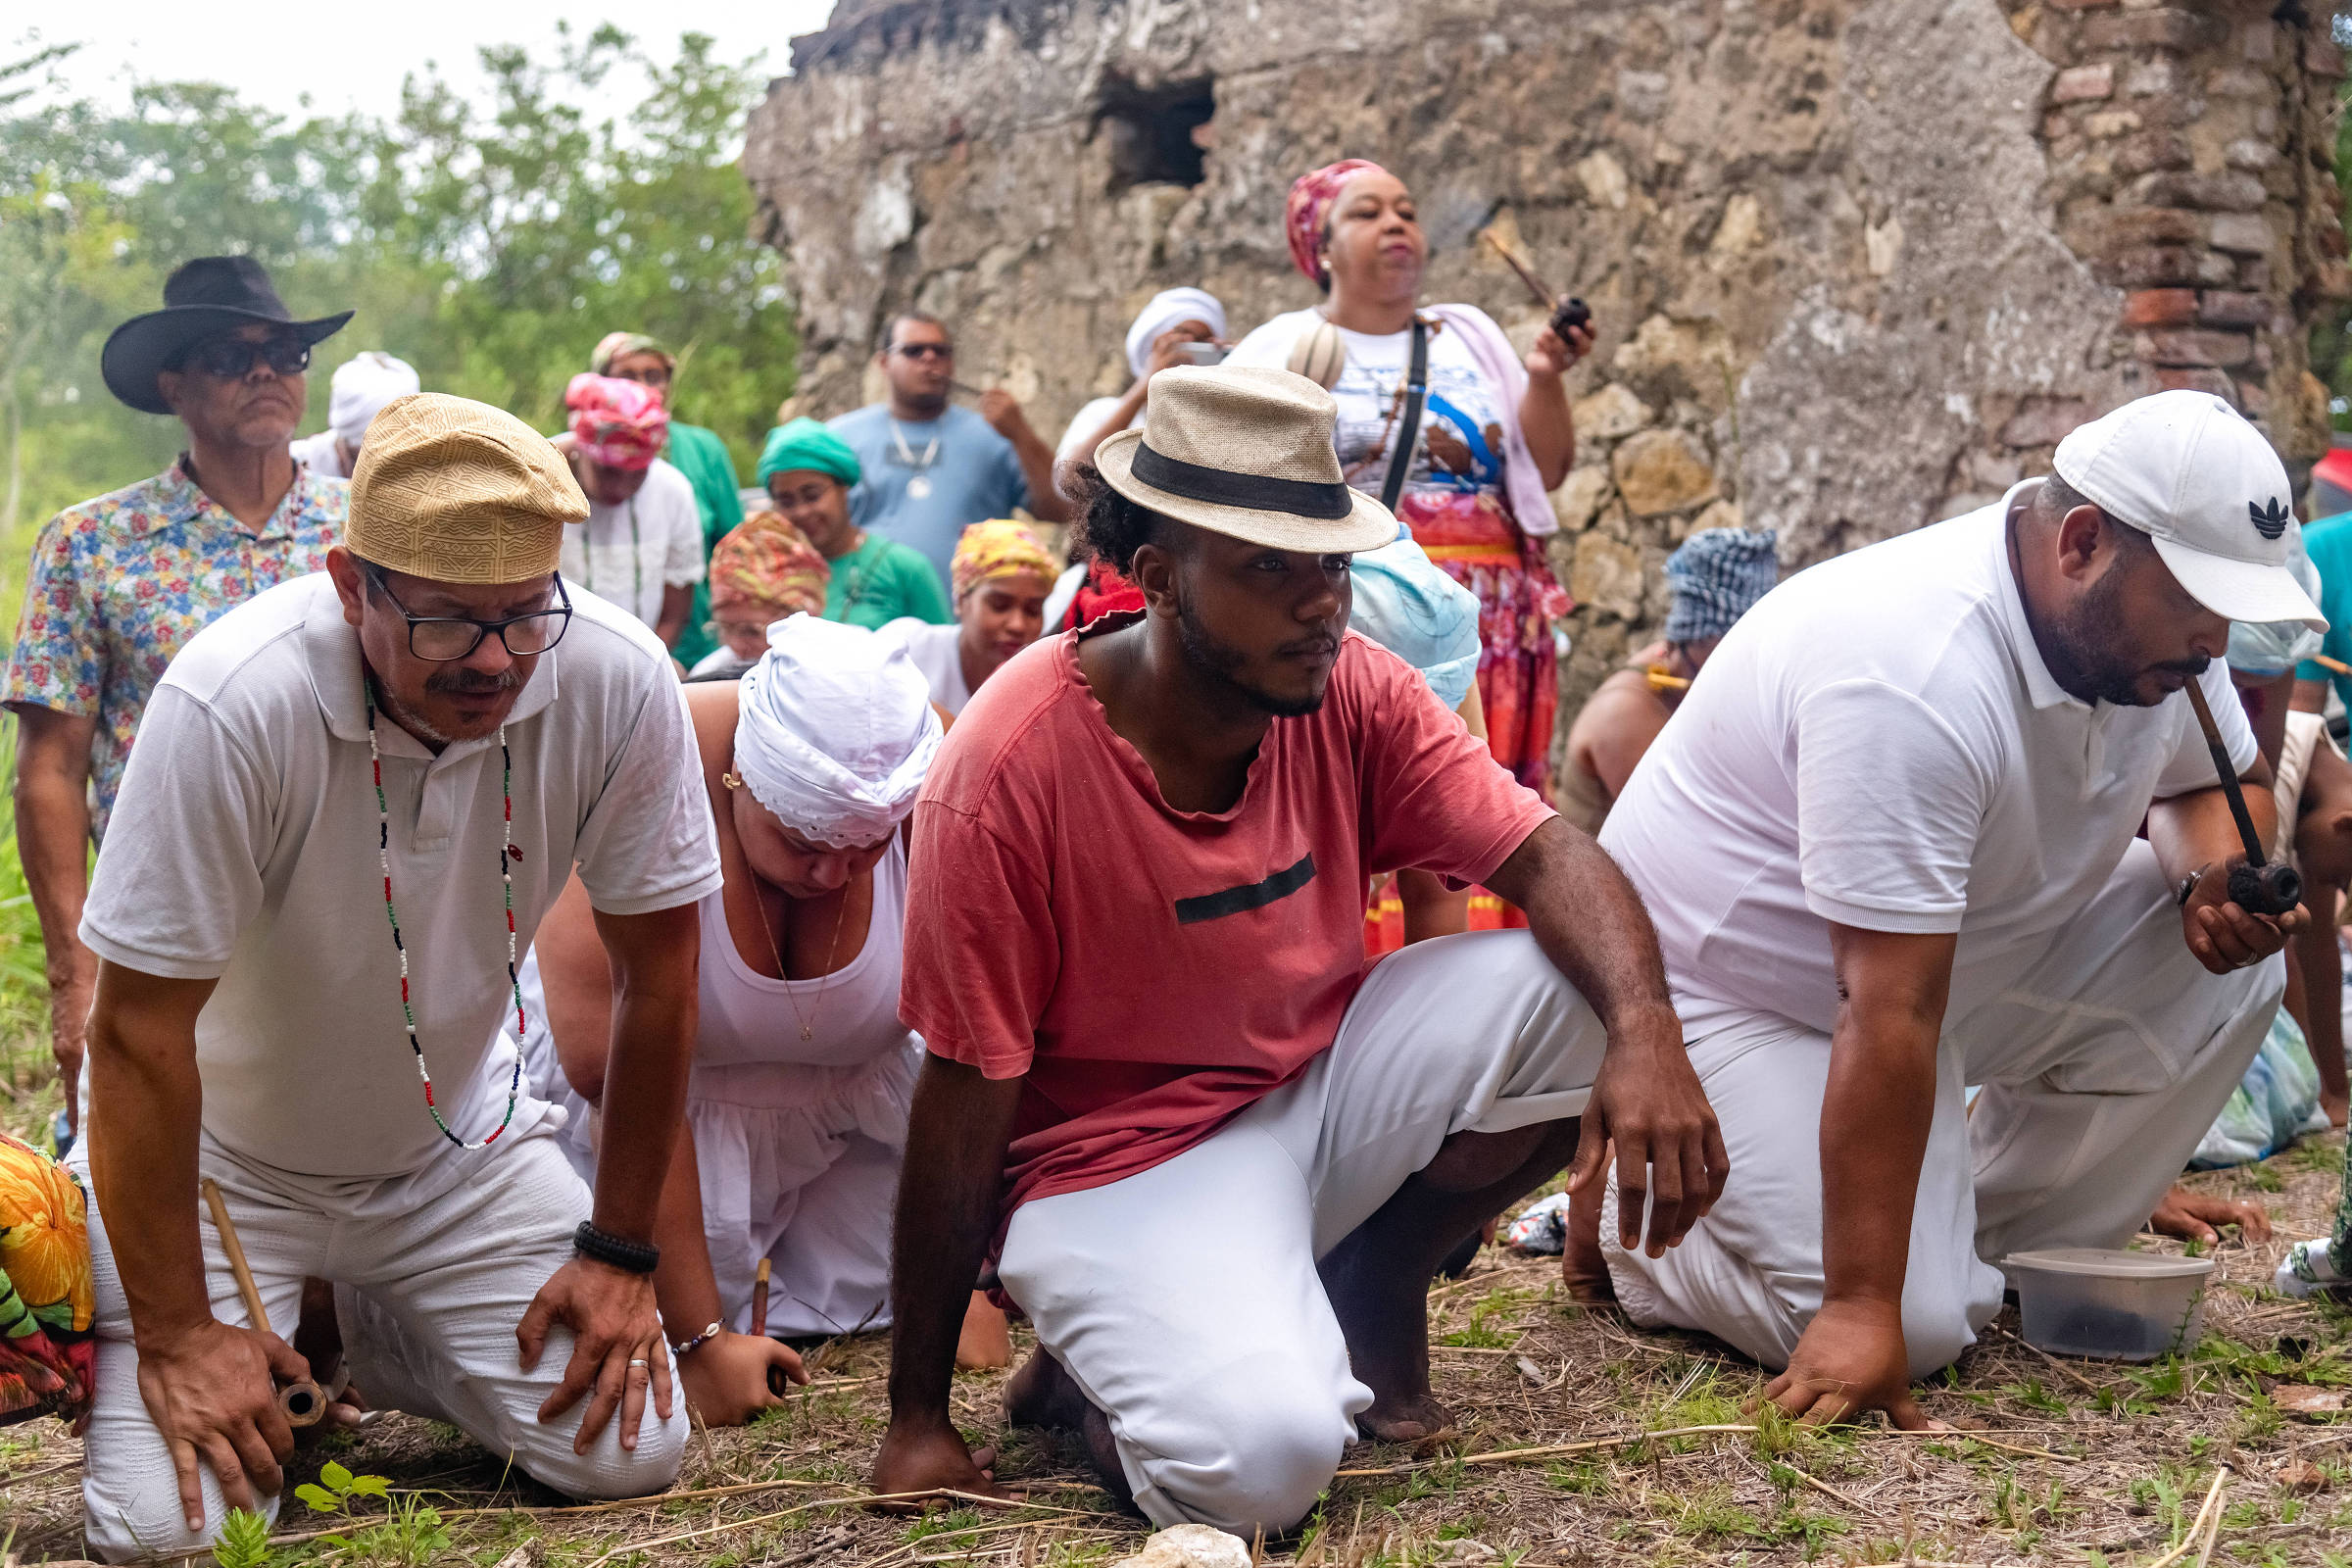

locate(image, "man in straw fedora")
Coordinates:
69 393 721 1557
874 365 1728 1537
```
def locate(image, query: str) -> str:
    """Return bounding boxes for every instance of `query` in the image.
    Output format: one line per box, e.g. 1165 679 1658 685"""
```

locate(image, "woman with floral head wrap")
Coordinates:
516 614 1011 1428
591 331 746 669
756 419 951 631
560 372 707 646
1225 161 1595 824
878 519 1059 714
686 515 832 681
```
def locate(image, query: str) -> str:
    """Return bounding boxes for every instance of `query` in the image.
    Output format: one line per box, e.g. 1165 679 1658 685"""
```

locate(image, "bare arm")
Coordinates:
12 705 98 1128
1516 319 1594 491
1483 816 1728 1255
87 959 310 1528
980 392 1074 525
515 901 699 1452
1581 689 1673 802
1760 924 1954 1430
654 584 694 651
872 1054 1025 1501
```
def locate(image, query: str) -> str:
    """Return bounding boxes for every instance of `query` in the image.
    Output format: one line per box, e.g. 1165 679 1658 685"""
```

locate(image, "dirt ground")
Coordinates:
5 1134 2349 1568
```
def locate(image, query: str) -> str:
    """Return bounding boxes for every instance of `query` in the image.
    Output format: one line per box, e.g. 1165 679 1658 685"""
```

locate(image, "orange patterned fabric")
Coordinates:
0 1133 95 1426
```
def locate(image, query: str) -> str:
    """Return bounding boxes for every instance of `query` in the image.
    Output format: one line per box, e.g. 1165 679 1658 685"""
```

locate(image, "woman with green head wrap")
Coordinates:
757 418 951 630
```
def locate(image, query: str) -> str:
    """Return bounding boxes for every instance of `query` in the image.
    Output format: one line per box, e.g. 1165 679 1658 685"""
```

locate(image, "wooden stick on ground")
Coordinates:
199 1177 326 1428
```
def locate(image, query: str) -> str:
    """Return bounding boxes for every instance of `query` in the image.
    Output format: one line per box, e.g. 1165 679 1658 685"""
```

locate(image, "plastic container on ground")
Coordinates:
2004 1248 2214 1361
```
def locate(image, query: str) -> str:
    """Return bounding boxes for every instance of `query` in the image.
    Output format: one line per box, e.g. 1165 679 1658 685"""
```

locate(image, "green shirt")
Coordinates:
826 532 953 630
662 422 746 667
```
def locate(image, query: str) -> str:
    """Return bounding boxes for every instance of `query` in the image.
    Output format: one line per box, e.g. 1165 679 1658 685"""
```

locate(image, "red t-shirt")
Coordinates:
900 617 1556 1216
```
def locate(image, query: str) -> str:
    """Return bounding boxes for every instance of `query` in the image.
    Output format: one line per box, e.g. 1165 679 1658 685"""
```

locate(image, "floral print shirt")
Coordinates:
2 459 345 838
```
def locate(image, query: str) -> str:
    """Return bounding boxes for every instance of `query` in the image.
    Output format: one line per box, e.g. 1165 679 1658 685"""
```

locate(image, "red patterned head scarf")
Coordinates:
564 372 669 471
1285 159 1388 286
710 514 829 617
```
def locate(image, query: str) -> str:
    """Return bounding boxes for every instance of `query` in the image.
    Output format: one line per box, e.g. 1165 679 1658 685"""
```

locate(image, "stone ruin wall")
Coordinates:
743 0 2351 729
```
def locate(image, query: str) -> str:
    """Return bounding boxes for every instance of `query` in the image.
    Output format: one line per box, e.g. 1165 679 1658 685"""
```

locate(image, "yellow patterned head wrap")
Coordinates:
951 519 1057 602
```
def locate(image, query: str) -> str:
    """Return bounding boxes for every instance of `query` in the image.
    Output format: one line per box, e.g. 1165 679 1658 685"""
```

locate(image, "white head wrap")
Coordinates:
2227 520 2327 677
329 352 422 446
1348 534 1483 710
1124 288 1227 381
733 615 944 847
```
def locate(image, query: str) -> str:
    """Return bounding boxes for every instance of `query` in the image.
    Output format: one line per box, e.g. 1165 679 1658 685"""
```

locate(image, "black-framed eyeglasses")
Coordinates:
365 564 573 662
180 336 313 380
891 342 954 361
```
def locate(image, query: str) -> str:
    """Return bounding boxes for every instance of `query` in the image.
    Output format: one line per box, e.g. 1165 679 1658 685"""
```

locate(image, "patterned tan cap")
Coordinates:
346 393 586 583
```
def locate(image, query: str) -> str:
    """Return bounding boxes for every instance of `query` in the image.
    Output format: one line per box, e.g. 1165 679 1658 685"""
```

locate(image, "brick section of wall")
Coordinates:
2016 0 2344 455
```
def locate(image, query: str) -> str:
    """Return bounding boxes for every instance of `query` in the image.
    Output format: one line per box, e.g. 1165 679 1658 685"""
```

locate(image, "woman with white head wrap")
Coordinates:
1044 289 1234 629
288 352 421 478
511 614 1007 1430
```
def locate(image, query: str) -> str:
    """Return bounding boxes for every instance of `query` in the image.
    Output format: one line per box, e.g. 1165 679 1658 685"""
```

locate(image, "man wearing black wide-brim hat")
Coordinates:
2 256 352 1147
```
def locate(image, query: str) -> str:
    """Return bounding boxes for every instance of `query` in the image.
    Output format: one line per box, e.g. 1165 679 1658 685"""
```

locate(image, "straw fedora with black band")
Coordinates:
101 256 354 416
1093 366 1399 554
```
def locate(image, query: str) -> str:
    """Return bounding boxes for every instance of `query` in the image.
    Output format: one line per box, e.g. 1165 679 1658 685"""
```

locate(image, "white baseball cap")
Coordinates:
2052 390 2325 631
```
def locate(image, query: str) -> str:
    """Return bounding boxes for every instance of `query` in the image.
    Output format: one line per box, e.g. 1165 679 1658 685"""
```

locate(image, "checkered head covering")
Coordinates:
1662 527 1779 645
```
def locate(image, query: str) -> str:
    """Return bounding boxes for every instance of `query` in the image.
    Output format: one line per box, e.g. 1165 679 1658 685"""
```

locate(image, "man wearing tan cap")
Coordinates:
873 366 1726 1538
68 394 721 1558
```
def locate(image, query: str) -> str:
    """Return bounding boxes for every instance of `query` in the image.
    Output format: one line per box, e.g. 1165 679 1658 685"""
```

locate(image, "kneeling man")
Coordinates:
872 367 1727 1537
73 395 720 1556
1595 391 2315 1424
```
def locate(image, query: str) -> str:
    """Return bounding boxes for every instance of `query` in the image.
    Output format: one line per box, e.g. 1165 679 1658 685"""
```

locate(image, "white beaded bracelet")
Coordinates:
669 1321 724 1357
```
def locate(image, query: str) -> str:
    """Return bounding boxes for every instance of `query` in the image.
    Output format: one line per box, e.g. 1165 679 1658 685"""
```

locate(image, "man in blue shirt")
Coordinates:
827 313 1071 583
2296 510 2352 710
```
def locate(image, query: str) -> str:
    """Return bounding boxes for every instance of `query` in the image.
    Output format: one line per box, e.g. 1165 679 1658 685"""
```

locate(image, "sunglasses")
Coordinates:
892 342 954 361
180 336 313 380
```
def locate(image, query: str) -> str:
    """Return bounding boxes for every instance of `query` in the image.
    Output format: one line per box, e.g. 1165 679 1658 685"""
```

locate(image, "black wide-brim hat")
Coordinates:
101 255 353 416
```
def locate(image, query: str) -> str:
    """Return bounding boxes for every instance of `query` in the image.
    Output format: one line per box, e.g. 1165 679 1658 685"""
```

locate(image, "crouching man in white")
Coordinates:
72 394 722 1558
1589 391 2318 1424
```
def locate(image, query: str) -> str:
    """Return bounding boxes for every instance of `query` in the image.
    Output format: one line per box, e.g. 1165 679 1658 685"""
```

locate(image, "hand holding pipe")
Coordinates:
200 1178 327 1428
2181 679 2303 917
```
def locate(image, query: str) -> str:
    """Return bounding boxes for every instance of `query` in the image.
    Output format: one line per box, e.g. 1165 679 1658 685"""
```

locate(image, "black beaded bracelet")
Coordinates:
573 1220 661 1274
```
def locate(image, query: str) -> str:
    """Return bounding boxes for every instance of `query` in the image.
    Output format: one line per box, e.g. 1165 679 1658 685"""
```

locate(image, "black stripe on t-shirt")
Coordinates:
1173 853 1318 925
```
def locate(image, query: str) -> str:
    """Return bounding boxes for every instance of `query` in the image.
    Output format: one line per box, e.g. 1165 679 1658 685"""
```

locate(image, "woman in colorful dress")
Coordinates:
1226 160 1590 809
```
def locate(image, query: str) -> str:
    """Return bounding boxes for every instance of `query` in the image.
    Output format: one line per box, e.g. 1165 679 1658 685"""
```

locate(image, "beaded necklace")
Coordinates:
366 688 524 1151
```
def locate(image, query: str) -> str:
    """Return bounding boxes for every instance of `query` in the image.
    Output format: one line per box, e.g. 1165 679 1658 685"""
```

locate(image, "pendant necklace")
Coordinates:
890 419 941 501
368 687 525 1151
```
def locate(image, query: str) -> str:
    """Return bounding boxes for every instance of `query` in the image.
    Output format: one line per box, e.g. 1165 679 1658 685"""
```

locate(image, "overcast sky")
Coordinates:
19 3 839 122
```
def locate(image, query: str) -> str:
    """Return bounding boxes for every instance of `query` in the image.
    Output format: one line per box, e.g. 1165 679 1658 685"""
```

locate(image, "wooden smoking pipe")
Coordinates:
2310 652 2351 678
199 1178 328 1428
1478 231 1590 339
751 1257 792 1397
2181 678 2303 916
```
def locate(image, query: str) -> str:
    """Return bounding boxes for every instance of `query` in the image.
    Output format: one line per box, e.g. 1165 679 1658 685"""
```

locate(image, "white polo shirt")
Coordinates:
81 572 722 1179
1600 480 2255 1037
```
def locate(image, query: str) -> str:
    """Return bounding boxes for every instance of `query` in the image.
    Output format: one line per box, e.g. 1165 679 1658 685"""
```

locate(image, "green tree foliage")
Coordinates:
0 26 797 636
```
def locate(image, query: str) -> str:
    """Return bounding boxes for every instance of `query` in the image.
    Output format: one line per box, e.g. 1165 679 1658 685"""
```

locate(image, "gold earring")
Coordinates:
722 770 744 791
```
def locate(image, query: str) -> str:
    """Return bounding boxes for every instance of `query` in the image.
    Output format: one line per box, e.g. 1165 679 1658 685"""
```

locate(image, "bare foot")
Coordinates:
2148 1185 2274 1247
1561 1178 1616 1305
1004 1348 1090 1431
1321 1235 1453 1444
2325 1089 2348 1131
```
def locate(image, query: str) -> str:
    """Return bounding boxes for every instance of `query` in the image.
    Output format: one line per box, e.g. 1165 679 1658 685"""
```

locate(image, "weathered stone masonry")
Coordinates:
743 0 2349 740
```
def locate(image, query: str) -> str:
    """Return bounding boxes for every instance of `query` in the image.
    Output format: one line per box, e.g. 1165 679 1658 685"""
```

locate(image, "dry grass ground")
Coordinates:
4 1104 2348 1568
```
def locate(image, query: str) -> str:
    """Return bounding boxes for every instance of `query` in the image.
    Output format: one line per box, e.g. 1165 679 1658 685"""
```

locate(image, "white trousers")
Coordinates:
1603 841 2282 1379
997 930 1604 1539
74 1128 687 1561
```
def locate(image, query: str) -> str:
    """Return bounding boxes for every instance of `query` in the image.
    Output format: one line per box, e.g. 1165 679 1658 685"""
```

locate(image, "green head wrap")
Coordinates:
757 417 862 489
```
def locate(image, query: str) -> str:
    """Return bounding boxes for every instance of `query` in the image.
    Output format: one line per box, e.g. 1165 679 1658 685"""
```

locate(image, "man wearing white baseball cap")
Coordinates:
1584 389 2319 1427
